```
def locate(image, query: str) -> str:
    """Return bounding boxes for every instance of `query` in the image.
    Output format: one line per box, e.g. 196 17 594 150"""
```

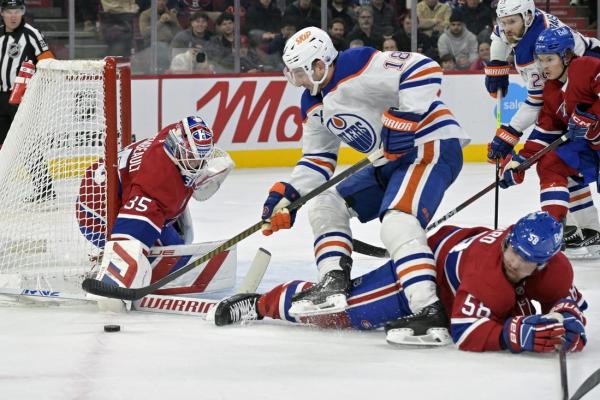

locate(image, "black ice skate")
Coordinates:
288 255 352 318
208 293 263 326
384 301 452 347
564 226 600 259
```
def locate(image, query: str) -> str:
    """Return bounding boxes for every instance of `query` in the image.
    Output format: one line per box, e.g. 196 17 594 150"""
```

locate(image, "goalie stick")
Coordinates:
350 135 569 258
82 149 385 301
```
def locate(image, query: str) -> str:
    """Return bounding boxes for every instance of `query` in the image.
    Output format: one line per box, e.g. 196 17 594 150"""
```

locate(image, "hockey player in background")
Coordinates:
484 0 600 252
210 211 588 353
259 26 470 345
76 116 234 308
498 27 600 258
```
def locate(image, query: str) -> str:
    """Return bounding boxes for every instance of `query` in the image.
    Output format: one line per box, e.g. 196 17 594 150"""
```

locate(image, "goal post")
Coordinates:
0 57 131 296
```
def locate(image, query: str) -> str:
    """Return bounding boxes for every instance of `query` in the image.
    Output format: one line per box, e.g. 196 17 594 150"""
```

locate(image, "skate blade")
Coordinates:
205 303 217 322
288 294 348 318
565 246 600 260
386 327 452 348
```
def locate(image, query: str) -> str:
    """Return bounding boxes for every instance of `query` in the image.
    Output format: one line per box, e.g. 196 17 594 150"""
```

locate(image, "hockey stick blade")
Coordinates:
352 238 389 258
570 368 600 400
237 248 271 293
82 149 384 301
426 135 567 232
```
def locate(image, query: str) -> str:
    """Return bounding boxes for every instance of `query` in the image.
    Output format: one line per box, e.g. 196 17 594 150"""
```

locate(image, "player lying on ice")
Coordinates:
260 26 470 346
209 211 588 352
76 115 234 309
485 0 600 253
498 26 600 258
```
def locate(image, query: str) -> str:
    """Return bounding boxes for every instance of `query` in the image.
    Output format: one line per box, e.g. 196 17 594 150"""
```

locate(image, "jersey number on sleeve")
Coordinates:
461 294 492 318
123 196 152 212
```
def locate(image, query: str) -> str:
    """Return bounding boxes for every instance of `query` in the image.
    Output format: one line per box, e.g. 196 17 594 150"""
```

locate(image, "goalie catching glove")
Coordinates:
380 108 419 160
261 182 300 236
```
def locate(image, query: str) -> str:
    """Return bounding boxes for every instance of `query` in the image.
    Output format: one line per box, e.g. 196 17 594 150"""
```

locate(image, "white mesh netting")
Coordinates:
0 59 120 295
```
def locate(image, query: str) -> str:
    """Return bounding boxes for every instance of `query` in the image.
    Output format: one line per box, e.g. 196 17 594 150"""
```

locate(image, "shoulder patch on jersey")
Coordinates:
300 90 323 121
321 47 378 95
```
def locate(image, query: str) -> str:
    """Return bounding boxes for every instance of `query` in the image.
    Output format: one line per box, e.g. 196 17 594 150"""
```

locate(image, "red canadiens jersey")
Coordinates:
536 57 600 134
77 123 193 251
428 226 586 352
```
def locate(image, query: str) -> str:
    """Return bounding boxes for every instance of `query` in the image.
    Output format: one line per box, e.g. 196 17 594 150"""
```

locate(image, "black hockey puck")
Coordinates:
104 324 121 332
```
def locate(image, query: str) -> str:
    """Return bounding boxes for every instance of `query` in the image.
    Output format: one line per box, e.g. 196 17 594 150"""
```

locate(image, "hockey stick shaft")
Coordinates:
560 347 569 400
494 90 502 229
426 135 567 232
82 149 384 300
570 368 600 400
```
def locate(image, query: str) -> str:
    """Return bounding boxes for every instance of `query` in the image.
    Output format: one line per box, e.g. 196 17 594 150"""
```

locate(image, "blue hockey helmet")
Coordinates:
507 211 563 266
164 116 214 184
534 26 575 60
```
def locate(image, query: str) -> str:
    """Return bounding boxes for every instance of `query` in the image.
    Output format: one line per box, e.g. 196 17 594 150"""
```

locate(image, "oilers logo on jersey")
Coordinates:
325 113 377 153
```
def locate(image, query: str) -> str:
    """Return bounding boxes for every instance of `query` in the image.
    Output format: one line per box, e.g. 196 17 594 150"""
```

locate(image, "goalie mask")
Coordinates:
506 211 563 267
164 116 214 186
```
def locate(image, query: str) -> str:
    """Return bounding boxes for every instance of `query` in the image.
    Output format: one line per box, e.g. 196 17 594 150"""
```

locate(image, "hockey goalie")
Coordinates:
76 115 235 309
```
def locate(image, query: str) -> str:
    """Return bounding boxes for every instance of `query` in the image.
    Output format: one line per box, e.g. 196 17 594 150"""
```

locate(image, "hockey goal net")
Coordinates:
0 58 131 299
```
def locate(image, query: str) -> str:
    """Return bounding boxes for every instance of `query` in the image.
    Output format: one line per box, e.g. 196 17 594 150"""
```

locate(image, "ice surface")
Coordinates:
1 164 598 400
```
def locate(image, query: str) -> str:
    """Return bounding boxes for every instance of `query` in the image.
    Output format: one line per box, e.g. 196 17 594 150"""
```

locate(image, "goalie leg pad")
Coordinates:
380 211 438 312
90 240 152 311
308 189 354 280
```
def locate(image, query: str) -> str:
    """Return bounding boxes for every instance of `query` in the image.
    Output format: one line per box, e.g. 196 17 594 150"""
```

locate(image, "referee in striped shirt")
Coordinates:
0 0 53 147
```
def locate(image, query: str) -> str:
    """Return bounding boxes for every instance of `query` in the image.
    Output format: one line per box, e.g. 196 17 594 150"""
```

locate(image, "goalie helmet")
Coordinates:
534 26 575 61
164 116 214 186
507 211 563 266
282 26 338 96
496 0 536 33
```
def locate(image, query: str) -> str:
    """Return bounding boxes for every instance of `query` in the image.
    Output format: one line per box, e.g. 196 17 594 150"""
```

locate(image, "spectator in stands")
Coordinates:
100 0 139 57
382 37 398 51
440 53 456 71
208 12 236 71
170 11 213 57
349 38 364 48
328 0 355 34
370 0 395 37
328 18 348 51
459 0 493 39
170 42 216 73
139 0 181 45
284 0 322 31
416 0 451 40
346 7 383 49
469 40 490 70
393 13 437 59
267 17 297 64
239 35 264 72
437 11 478 66
76 0 99 32
246 0 282 47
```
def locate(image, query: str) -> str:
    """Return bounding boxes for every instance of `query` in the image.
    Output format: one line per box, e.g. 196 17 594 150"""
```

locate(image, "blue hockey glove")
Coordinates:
498 151 527 188
487 124 522 162
261 182 300 236
484 60 510 98
567 106 599 142
502 314 565 353
380 108 420 160
550 299 587 352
